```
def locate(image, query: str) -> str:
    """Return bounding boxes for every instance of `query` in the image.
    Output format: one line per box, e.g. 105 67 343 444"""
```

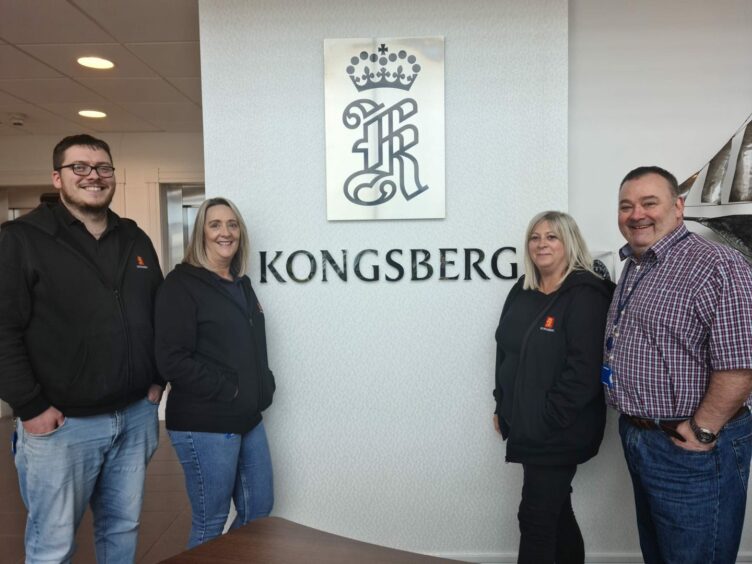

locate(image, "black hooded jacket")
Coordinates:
155 264 275 434
0 203 163 420
494 270 614 465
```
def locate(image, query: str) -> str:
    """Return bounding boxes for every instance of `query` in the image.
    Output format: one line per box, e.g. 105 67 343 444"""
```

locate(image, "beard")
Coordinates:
59 186 115 215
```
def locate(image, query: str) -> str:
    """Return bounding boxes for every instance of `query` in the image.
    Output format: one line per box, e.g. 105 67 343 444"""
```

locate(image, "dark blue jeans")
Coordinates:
619 411 752 564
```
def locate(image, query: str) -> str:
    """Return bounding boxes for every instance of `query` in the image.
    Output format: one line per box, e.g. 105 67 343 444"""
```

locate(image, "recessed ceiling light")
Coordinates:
78 110 107 119
77 57 114 70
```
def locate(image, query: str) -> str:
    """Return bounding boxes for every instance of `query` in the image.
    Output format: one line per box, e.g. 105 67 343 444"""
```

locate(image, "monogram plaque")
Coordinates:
324 37 445 220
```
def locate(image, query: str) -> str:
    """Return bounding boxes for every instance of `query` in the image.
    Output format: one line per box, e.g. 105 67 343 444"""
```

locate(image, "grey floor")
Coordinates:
0 417 191 564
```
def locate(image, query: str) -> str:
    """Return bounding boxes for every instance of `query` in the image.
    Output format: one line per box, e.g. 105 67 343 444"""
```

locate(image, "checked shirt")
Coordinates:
604 224 752 418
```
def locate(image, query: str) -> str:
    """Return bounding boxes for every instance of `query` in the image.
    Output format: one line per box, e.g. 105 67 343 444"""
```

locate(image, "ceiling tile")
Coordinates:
0 78 107 104
40 102 161 133
78 77 190 103
20 43 158 78
0 89 22 105
0 101 85 135
0 0 114 44
0 0 202 135
0 123 31 136
126 42 200 77
70 0 198 43
119 102 202 124
0 45 61 79
169 77 202 105
151 121 202 133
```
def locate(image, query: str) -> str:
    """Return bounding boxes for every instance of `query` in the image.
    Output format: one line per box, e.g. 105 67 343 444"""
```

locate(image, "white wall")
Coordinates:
0 132 204 419
569 0 752 561
200 0 752 561
199 0 567 561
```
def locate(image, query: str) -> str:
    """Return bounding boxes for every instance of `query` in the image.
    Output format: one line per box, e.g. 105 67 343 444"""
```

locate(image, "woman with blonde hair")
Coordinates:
492 211 613 563
155 197 276 548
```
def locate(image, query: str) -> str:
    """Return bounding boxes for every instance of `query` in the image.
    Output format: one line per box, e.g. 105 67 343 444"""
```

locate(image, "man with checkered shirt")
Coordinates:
604 165 752 564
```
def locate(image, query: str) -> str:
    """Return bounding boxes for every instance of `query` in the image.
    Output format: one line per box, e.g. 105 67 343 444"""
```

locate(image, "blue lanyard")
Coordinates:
607 231 692 352
613 261 652 325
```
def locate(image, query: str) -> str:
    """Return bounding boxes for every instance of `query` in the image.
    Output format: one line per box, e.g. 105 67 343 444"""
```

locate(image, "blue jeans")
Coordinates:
619 411 752 564
14 397 159 564
168 421 274 548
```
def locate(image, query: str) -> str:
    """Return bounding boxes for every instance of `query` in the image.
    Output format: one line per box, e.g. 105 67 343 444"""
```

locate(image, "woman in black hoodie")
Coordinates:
493 211 613 564
155 198 276 548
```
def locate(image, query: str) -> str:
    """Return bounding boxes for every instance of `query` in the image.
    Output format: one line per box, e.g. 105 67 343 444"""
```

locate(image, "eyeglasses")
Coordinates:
56 163 115 178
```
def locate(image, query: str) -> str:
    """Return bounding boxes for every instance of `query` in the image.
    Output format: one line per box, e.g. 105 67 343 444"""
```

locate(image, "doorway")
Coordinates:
160 183 205 273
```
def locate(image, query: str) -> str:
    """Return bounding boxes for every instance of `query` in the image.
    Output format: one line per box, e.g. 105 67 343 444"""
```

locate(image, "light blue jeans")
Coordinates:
14 397 159 564
619 410 752 564
168 421 274 549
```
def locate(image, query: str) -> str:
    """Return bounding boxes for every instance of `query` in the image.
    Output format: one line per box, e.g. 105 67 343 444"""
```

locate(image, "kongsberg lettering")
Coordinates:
259 247 517 283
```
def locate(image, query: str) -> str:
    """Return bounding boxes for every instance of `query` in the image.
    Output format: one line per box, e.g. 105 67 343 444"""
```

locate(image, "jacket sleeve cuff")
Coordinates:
14 395 51 421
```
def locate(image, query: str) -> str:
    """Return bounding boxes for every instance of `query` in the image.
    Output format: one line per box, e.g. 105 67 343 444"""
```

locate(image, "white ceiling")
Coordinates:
0 0 202 136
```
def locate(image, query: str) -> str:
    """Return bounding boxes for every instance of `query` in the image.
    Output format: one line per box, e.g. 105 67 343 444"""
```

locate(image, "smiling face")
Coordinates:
618 173 684 257
203 204 240 271
51 145 115 214
528 220 567 278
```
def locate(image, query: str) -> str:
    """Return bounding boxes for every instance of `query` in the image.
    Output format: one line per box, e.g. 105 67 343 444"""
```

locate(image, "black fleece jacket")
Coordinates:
0 203 163 420
494 271 614 465
155 264 275 434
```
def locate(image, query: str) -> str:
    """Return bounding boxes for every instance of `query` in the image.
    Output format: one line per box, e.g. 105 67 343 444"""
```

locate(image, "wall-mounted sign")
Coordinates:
258 246 517 283
324 36 445 221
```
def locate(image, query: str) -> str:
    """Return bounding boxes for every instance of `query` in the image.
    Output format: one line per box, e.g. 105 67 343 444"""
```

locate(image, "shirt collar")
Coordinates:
54 202 119 233
619 223 689 263
211 271 242 285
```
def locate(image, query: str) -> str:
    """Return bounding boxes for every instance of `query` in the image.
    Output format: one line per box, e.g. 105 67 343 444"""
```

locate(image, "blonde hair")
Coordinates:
522 211 596 290
183 197 250 277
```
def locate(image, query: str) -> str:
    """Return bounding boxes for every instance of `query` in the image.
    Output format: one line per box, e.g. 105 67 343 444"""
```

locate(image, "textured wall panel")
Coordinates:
199 0 567 556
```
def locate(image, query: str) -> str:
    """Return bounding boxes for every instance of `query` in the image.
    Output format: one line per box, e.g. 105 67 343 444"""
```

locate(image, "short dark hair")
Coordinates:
620 166 679 198
52 134 113 169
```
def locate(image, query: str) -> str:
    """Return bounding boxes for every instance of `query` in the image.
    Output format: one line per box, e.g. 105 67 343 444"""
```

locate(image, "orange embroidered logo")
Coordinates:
136 256 148 269
544 316 555 329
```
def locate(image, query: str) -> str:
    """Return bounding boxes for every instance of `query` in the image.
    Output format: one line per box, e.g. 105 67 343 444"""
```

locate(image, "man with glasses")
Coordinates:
605 165 752 564
0 134 164 562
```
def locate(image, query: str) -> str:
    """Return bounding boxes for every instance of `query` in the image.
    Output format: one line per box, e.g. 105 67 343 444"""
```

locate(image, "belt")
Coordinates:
624 406 749 441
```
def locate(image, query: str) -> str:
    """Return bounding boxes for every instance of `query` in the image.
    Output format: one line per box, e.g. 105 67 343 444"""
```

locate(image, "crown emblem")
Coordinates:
346 43 421 92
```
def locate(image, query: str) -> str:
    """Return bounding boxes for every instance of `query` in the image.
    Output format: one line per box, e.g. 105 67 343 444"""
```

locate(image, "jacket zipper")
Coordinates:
59 235 138 394
187 267 265 405
507 287 564 451
28 215 143 400
113 288 133 390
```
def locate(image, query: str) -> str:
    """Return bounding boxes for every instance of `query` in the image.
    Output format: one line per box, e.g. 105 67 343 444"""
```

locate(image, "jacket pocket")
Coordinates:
60 329 128 406
259 369 276 411
510 396 551 445
130 322 158 391
189 354 239 401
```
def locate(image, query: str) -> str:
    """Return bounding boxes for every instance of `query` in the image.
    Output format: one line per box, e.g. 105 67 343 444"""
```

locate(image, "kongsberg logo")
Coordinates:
346 43 422 91
136 256 149 269
341 43 428 207
540 316 556 332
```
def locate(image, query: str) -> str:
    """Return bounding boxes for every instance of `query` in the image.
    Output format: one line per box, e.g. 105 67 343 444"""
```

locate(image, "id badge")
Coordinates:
600 365 613 388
